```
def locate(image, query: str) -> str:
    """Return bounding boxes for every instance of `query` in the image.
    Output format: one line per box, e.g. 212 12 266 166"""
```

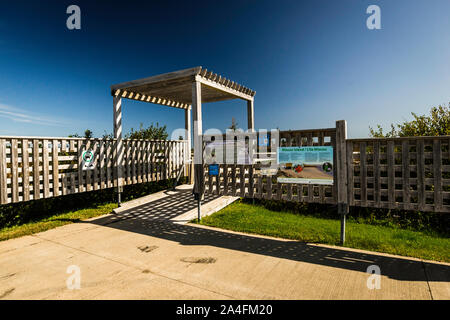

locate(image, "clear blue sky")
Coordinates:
0 0 449 138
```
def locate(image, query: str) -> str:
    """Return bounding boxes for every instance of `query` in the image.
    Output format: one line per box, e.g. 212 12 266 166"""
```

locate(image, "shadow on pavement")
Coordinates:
89 189 450 283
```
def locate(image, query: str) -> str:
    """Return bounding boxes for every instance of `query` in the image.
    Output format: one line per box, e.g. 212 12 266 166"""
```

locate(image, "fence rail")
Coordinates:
0 136 188 205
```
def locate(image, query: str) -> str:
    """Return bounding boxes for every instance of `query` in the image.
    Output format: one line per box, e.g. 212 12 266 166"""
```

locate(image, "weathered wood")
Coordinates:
85 140 92 192
92 140 99 190
373 141 380 207
10 139 19 203
401 140 410 209
387 141 395 208
106 140 112 188
69 140 75 153
143 140 148 183
131 140 137 184
149 140 154 181
276 182 282 201
331 134 337 203
215 165 220 195
150 141 155 181
70 173 76 194
0 135 186 205
248 165 254 198
192 80 204 196
0 139 7 204
231 165 237 196
223 165 228 195
113 96 123 200
125 141 131 184
52 139 59 196
137 140 142 183
208 166 213 193
240 165 245 197
42 140 50 198
61 173 67 196
417 139 425 211
99 141 105 189
257 173 262 198
433 139 442 211
360 142 367 206
157 141 161 181
335 120 348 210
78 140 84 193
33 140 40 200
247 99 254 131
297 185 303 202
22 139 30 201
346 141 354 206
287 183 293 201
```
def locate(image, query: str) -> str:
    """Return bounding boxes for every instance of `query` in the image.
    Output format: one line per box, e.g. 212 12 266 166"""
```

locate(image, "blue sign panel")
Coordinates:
208 164 219 176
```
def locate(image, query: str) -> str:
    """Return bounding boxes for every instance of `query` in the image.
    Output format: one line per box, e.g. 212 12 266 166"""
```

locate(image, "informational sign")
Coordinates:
276 146 333 185
258 133 269 147
81 150 96 171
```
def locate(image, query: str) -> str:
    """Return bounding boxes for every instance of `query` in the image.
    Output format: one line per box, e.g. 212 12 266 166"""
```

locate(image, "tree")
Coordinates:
101 131 113 140
68 129 93 139
68 133 80 138
84 129 93 139
369 103 450 137
228 117 238 131
125 122 168 140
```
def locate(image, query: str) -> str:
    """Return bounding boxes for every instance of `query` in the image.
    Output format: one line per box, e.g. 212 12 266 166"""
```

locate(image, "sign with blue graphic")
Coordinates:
208 164 219 176
276 146 333 185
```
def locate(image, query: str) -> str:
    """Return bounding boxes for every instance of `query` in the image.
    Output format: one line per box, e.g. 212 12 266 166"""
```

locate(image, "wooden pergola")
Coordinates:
111 66 256 211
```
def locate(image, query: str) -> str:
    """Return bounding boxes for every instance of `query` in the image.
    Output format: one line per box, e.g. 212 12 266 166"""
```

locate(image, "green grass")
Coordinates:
196 202 450 263
0 203 117 242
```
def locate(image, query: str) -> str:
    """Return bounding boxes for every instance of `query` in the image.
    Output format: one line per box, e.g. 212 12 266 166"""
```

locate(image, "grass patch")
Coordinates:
0 178 186 241
196 201 450 263
0 203 117 242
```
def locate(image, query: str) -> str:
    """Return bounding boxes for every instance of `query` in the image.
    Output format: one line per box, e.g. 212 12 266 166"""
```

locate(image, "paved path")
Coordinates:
0 187 449 300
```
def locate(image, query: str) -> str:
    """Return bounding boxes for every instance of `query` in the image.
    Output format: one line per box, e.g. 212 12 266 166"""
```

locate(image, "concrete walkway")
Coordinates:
0 186 449 300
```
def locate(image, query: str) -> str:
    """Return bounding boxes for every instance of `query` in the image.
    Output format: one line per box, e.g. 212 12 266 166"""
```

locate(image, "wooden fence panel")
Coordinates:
203 127 449 213
0 139 7 204
0 137 188 205
347 136 450 213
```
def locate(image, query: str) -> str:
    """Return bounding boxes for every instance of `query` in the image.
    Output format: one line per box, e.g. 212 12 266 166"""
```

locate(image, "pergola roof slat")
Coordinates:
111 66 255 109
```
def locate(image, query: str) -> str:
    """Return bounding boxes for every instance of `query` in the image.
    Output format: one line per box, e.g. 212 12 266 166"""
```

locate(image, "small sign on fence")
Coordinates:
208 164 219 176
81 150 96 171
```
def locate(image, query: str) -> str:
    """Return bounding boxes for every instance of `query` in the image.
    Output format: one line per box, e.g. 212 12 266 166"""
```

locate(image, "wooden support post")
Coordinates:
185 108 192 183
192 80 203 220
336 120 348 245
247 99 254 131
113 96 123 207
